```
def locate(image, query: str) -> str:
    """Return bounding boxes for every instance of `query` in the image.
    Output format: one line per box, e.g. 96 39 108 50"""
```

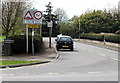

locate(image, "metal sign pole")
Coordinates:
40 24 42 37
49 13 52 48
50 23 52 47
24 9 42 54
49 26 51 48
32 28 34 55
26 24 28 54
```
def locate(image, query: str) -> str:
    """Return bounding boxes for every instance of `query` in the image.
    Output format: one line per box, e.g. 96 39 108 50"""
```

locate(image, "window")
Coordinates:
59 37 71 42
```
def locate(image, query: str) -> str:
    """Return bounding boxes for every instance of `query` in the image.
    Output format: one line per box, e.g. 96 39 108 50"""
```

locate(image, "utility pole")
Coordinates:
46 2 52 48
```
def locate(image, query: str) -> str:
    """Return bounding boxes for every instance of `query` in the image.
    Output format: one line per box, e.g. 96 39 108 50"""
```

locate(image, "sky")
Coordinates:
32 0 120 18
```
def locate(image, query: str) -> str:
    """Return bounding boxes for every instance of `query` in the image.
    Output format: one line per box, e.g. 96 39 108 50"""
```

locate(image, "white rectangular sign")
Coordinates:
47 22 53 27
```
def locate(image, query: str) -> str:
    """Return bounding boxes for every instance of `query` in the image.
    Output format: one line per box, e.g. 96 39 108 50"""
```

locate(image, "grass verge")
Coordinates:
0 60 41 66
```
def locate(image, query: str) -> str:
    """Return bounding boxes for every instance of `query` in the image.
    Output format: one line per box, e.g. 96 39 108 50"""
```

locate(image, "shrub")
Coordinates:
80 33 104 41
9 35 42 54
105 34 120 43
80 33 120 43
42 32 49 37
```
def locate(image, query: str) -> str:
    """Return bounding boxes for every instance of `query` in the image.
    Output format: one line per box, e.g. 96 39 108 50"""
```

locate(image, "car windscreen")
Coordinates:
59 37 72 42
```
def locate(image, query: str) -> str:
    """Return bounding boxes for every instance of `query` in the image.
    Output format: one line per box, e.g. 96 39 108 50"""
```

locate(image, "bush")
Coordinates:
80 33 120 43
42 32 49 37
9 35 42 54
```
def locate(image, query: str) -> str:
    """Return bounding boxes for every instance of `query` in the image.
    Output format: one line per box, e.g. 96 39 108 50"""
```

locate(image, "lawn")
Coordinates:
0 60 41 66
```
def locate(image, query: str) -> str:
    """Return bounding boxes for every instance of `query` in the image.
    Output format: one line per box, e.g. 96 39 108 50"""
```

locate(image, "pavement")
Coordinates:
0 40 59 68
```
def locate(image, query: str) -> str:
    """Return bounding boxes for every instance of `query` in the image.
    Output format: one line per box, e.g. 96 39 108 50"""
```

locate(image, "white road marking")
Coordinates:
99 53 106 57
98 53 119 61
2 74 14 76
48 73 58 75
110 57 120 61
87 50 119 62
88 72 101 74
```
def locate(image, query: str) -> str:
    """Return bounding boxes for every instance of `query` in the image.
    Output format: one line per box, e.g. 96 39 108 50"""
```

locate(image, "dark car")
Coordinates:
55 36 74 51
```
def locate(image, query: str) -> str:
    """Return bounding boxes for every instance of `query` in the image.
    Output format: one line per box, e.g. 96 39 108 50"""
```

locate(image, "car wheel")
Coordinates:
70 48 74 51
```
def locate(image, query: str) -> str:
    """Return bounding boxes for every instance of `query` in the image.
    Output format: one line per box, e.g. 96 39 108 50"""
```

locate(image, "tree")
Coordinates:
54 8 68 34
2 1 30 38
54 8 68 23
71 9 120 34
42 14 60 37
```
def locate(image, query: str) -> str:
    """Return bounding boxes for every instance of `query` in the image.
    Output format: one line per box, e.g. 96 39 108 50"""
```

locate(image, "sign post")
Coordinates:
32 28 34 55
24 9 34 54
34 11 42 20
28 24 39 28
26 24 28 54
23 9 42 55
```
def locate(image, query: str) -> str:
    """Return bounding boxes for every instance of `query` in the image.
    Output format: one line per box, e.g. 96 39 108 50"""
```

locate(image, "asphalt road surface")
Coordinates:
1 37 118 81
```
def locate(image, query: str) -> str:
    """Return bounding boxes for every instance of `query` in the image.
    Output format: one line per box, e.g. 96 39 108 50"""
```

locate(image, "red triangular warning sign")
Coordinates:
24 11 33 19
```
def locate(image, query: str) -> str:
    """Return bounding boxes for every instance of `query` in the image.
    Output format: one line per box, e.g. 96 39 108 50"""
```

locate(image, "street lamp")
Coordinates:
78 20 80 39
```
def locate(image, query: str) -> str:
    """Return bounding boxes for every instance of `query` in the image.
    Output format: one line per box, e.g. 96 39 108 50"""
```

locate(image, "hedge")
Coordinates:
80 33 120 43
105 35 120 43
9 35 43 54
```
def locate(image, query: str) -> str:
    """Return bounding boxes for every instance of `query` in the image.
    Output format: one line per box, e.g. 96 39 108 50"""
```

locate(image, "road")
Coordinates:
1 37 118 81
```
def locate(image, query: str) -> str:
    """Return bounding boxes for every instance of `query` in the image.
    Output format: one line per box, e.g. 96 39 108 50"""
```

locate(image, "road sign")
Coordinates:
28 24 39 28
47 22 53 27
34 11 42 20
23 9 42 24
24 11 33 19
23 9 35 24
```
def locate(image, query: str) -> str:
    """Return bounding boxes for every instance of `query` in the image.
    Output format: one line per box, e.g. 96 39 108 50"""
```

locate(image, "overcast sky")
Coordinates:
32 0 119 18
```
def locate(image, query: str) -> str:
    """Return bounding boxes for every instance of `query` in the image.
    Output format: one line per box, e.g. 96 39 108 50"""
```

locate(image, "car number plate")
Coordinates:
62 46 68 47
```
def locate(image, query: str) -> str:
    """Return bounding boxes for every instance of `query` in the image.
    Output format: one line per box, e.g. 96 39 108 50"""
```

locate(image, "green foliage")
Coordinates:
80 33 104 41
61 9 120 38
105 34 120 43
60 23 77 38
9 35 42 54
42 14 60 37
78 10 116 33
0 36 6 42
2 2 28 38
9 29 23 37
